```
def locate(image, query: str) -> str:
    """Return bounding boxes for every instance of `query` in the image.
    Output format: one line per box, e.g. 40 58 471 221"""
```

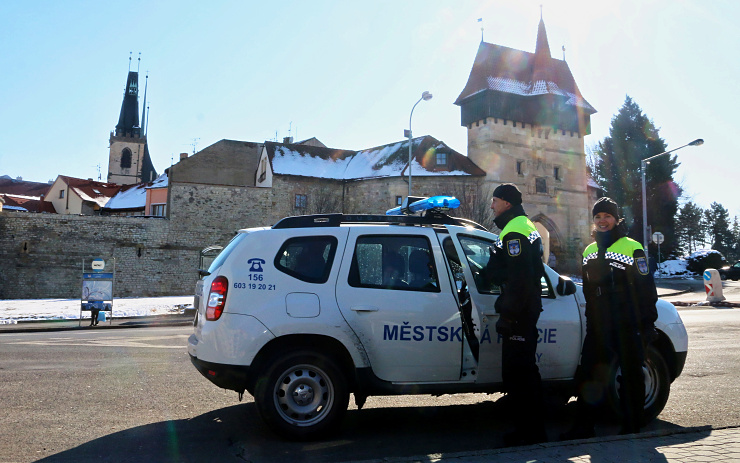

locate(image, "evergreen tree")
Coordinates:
591 96 681 256
731 216 740 262
703 202 734 258
676 201 705 254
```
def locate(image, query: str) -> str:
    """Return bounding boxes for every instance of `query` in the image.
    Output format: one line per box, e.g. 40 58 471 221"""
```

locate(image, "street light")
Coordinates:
405 91 432 197
641 138 704 259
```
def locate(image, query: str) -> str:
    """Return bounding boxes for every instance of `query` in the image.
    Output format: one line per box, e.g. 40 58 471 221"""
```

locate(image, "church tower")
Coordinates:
455 16 597 270
108 59 157 185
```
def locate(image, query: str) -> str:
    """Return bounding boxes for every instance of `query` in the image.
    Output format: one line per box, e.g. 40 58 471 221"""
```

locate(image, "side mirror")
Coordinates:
557 275 577 296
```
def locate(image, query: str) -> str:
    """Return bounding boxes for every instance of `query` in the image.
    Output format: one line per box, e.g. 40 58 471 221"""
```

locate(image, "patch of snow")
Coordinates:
0 296 193 322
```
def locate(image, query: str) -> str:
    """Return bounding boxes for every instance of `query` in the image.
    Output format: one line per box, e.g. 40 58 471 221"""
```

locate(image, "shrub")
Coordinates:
686 249 728 274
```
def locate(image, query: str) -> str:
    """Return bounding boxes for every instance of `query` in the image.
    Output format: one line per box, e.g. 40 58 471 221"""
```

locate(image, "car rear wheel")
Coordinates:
254 350 349 440
606 345 670 424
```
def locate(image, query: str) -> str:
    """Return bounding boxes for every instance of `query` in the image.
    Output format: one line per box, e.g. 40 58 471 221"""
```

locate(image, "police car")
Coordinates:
188 196 688 439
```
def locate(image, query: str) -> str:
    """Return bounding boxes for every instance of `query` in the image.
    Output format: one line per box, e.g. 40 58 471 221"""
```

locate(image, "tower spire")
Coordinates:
141 72 148 136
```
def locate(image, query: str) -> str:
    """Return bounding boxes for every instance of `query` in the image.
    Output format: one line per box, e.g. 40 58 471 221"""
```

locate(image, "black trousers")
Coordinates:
501 318 545 431
575 326 645 431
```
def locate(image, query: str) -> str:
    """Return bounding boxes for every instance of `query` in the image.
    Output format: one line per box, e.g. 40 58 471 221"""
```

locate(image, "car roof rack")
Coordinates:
272 212 487 231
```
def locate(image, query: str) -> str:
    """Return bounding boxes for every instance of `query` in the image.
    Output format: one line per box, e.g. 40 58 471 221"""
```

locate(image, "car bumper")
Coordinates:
190 355 252 393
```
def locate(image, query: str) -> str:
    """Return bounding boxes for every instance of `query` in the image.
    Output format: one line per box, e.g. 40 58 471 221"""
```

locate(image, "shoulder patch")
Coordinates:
507 239 521 257
636 256 649 275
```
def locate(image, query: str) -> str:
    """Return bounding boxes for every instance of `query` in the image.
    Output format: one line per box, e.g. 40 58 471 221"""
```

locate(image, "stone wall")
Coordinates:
0 212 197 299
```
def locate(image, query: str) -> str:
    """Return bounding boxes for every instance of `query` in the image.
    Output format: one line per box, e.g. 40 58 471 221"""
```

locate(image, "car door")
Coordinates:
445 226 582 383
335 227 463 383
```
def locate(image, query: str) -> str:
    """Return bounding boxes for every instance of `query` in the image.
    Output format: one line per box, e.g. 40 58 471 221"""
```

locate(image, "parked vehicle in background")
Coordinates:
719 261 740 281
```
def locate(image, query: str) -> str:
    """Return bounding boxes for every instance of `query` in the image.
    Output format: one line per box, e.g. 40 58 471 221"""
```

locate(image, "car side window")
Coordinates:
457 235 552 297
275 236 337 283
349 235 439 292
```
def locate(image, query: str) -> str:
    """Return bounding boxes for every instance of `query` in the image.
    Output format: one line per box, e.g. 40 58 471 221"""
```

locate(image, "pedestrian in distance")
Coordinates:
483 183 548 446
561 197 659 440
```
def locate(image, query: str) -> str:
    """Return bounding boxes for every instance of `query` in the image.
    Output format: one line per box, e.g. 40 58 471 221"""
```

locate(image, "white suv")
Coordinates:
188 197 688 439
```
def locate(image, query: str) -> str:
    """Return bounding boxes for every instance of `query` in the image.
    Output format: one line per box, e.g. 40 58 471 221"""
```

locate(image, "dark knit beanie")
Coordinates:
592 197 620 219
492 183 522 206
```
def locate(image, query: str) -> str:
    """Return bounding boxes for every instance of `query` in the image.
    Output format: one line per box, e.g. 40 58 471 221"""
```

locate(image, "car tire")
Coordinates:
254 350 349 440
606 345 670 425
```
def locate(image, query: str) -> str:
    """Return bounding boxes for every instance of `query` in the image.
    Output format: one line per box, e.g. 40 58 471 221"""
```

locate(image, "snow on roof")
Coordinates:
2 205 28 212
270 137 475 180
486 76 593 109
104 174 168 210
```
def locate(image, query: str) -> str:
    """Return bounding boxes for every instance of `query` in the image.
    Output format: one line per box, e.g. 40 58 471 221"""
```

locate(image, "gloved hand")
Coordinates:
496 316 515 338
641 324 659 350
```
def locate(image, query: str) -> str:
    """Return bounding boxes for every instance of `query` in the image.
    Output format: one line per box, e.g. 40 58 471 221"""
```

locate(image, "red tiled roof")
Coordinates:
454 41 594 113
58 176 123 208
1 194 57 213
0 177 52 197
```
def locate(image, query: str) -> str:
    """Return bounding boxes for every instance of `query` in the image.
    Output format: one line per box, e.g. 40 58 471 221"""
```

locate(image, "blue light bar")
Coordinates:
386 195 461 216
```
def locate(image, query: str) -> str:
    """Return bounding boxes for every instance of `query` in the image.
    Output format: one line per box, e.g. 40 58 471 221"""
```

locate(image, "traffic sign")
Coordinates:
652 232 664 245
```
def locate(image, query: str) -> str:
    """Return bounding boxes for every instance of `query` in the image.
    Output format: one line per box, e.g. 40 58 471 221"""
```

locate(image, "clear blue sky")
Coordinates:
1 0 738 217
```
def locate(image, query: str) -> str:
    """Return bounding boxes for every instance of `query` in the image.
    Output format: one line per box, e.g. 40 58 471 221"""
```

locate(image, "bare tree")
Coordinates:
446 180 495 230
305 183 343 215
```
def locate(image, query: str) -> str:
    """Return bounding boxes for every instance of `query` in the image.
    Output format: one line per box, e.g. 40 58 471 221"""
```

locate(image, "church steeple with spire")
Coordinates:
107 54 157 185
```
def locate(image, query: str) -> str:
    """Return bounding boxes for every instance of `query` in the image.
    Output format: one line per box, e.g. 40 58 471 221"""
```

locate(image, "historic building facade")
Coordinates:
454 17 596 267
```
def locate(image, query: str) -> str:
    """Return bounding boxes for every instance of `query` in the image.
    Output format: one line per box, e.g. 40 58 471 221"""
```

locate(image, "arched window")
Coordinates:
121 148 132 168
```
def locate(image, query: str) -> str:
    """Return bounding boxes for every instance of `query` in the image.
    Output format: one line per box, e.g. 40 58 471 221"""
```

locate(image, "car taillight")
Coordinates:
205 276 228 321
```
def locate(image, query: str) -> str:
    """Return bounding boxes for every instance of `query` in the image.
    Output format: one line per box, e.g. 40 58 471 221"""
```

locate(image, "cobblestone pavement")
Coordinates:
354 426 740 463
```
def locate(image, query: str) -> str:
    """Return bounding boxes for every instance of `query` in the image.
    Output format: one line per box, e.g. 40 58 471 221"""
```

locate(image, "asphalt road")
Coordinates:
0 308 738 463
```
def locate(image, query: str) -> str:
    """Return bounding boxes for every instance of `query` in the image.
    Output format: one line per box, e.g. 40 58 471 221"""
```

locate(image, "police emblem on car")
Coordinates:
508 239 521 256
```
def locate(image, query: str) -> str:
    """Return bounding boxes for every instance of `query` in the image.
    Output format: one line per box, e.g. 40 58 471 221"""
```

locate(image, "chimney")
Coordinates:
16 176 22 181
283 136 293 144
180 152 188 161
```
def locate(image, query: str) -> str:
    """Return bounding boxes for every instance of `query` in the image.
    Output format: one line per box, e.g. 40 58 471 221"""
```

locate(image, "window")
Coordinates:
516 160 524 175
150 204 166 216
349 235 439 292
59 189 65 199
536 177 547 194
258 159 267 183
396 196 403 206
457 235 500 294
554 166 561 181
275 236 337 283
121 148 132 169
436 152 447 166
295 194 307 209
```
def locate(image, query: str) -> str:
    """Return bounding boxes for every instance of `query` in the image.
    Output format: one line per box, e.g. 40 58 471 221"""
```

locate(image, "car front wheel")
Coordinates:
607 345 671 424
254 350 349 440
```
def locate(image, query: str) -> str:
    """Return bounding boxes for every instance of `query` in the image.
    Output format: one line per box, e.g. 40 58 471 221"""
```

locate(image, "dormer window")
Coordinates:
436 152 447 166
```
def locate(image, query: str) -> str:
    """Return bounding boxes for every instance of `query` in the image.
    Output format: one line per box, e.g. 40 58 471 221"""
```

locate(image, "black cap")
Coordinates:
492 183 522 206
592 197 620 219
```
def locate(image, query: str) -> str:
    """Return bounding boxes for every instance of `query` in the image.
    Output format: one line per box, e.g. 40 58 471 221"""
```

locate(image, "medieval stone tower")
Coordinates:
107 63 157 185
454 17 596 269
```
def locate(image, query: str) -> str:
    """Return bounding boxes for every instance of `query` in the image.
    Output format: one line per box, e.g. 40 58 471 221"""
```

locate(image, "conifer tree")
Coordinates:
676 201 705 254
590 96 681 256
704 202 735 258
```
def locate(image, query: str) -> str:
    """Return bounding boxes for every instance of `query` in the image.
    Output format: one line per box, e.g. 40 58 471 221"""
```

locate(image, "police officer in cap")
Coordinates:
484 183 547 446
561 197 658 439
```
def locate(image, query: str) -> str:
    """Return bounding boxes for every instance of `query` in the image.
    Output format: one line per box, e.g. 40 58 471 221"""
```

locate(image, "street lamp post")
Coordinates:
641 138 704 259
405 91 432 197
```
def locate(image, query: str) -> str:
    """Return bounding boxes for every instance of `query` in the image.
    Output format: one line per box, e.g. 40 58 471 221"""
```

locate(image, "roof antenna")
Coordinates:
288 121 292 138
137 52 141 72
540 4 543 20
128 52 132 72
191 138 200 155
478 18 483 42
562 45 566 61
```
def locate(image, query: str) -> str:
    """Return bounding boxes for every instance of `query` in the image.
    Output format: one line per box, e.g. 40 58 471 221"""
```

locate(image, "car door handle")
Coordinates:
351 305 379 312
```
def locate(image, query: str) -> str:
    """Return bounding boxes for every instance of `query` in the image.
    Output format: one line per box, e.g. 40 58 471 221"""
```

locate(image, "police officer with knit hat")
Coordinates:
484 183 547 446
561 197 659 440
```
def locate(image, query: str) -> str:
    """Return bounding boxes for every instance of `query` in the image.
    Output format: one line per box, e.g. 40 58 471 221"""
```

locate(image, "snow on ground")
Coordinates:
0 296 193 324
